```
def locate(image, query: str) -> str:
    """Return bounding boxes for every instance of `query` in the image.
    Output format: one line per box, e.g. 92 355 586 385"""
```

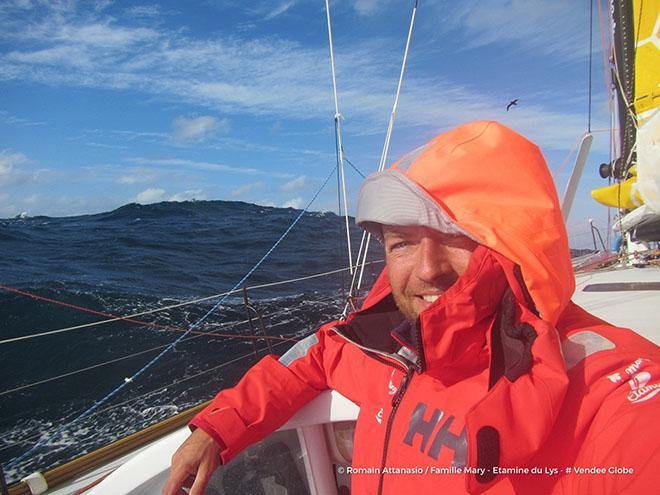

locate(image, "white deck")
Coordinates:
573 265 660 344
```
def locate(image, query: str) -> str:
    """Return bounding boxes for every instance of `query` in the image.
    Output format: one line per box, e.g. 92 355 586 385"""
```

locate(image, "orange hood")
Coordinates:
385 120 574 325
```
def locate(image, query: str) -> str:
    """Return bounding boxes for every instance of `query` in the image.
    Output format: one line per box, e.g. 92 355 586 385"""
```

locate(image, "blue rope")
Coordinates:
7 164 337 471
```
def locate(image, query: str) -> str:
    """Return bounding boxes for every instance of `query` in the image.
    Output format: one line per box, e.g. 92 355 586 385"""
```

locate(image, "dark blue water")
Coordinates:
0 200 382 483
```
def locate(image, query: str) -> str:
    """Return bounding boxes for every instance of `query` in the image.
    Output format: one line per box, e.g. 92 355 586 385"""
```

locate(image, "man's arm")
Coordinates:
162 327 338 495
568 374 660 493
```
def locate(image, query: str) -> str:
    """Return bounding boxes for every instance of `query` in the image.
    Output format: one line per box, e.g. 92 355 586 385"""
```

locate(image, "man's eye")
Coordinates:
389 241 409 252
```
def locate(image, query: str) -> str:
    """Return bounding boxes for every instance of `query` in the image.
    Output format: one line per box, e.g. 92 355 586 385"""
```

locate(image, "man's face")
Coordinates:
382 225 478 321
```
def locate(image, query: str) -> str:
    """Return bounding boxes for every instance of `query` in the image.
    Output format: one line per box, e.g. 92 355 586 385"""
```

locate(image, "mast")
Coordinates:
611 0 637 179
593 0 660 261
325 0 354 276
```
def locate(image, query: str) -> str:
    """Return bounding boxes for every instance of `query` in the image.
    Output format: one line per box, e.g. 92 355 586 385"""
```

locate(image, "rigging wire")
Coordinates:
0 340 294 454
588 0 593 132
6 163 338 471
344 156 366 179
1 261 383 395
335 123 346 296
0 307 298 397
343 0 420 317
596 0 614 247
0 284 294 345
596 0 613 114
325 0 354 275
0 261 382 346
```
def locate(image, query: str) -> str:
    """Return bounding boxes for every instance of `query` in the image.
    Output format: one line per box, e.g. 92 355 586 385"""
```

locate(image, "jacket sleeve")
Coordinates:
569 365 660 494
190 322 341 464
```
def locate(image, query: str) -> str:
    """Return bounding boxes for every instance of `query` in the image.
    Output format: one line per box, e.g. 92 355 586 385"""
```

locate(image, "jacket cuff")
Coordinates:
191 406 252 464
189 415 227 461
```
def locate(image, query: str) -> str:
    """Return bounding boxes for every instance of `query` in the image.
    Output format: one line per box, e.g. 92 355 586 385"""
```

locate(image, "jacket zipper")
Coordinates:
330 325 417 494
329 326 409 371
377 366 414 495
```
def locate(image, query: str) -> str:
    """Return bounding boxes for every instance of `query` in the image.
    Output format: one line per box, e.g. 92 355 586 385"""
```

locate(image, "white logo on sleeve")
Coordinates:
376 407 384 424
607 372 622 383
627 371 660 403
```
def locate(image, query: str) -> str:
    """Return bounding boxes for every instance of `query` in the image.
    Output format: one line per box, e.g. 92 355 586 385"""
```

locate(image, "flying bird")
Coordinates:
506 99 518 111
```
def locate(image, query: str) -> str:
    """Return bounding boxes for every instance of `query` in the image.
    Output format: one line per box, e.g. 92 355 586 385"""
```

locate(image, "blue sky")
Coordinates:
1 0 616 247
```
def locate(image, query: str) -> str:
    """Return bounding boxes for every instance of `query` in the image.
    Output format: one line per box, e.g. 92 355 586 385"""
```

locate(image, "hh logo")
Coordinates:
403 402 467 468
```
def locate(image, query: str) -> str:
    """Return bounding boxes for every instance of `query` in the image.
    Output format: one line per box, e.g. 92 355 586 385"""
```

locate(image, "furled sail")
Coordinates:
592 0 660 240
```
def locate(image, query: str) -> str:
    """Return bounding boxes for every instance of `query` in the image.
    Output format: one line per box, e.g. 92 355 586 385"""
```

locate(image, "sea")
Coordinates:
0 200 381 484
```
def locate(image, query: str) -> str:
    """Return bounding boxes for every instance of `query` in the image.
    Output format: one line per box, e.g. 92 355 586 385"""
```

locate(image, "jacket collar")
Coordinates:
415 245 509 383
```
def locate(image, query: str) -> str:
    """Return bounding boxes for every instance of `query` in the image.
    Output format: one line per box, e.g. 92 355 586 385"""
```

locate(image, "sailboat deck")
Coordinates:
573 264 660 345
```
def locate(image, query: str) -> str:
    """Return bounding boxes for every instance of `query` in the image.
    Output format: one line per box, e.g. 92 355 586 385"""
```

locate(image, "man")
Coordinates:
164 121 660 494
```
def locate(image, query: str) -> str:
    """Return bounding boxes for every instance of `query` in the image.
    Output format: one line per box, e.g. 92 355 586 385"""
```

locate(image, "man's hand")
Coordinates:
162 428 222 495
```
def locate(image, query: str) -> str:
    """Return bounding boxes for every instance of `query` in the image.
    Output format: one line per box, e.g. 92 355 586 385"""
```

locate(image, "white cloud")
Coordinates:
0 110 44 126
22 193 40 205
129 157 293 178
110 129 168 141
1 191 124 218
0 0 593 153
282 197 303 209
118 175 138 184
263 1 296 20
135 187 166 204
7 45 94 68
0 205 19 218
352 0 382 16
114 167 160 185
124 5 170 18
278 175 305 192
57 22 158 48
130 157 258 174
229 181 264 198
437 0 590 60
0 150 28 186
169 189 207 202
171 116 229 143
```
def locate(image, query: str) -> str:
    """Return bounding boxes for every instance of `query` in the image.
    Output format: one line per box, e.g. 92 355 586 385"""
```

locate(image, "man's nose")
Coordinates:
414 237 452 283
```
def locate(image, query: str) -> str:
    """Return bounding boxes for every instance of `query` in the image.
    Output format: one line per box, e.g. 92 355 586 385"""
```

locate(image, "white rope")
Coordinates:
1 315 271 395
325 0 354 275
0 254 375 401
343 0 420 317
378 0 419 173
0 262 381 346
0 340 293 453
0 305 302 397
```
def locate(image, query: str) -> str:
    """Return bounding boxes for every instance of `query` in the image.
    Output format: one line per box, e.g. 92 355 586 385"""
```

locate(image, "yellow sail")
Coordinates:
633 0 660 123
591 176 644 208
591 1 659 211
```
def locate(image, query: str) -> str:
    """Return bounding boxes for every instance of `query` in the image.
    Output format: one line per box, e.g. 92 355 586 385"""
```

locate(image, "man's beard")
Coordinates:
391 290 419 322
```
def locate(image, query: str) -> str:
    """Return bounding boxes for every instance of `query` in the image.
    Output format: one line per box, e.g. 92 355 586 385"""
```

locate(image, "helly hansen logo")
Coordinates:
403 402 467 468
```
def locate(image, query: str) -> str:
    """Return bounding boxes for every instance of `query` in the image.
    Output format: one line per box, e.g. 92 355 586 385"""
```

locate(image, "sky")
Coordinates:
0 0 618 248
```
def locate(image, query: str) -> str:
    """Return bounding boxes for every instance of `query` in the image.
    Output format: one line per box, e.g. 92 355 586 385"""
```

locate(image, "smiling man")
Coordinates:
165 121 660 495
381 225 477 321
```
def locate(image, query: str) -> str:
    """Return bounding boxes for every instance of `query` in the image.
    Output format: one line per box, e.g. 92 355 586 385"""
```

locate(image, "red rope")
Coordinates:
0 283 295 343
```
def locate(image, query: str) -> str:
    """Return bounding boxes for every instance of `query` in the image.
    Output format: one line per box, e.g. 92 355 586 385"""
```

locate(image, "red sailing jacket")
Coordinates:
191 121 660 494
